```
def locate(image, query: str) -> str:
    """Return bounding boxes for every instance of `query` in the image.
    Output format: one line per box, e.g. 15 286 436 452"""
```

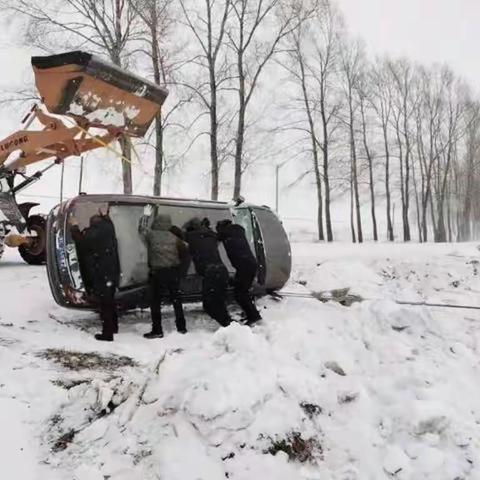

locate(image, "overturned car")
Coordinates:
46 194 291 310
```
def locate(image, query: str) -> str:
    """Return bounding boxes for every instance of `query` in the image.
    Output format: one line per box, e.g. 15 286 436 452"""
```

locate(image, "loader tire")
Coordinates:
19 214 47 265
0 223 5 261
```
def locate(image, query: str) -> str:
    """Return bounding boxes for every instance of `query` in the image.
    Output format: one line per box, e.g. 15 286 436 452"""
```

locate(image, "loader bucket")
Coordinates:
31 51 168 137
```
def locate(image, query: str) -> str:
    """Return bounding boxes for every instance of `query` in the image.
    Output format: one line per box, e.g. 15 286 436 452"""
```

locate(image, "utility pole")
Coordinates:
275 159 291 215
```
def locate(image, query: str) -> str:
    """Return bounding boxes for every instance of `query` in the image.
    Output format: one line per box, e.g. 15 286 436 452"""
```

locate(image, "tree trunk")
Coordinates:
416 124 429 242
317 69 332 241
437 129 456 242
360 99 378 241
411 149 422 242
298 56 324 241
150 13 163 196
315 165 324 242
460 145 475 241
118 136 132 194
153 113 163 196
206 0 220 201
395 122 408 242
319 90 332 241
383 125 394 241
429 187 437 240
402 100 411 241
350 171 356 243
233 46 246 199
209 65 219 200
113 0 132 194
349 100 362 243
447 181 453 242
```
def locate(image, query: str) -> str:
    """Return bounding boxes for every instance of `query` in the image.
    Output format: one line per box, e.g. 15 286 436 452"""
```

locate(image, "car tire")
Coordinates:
0 223 5 261
19 214 47 265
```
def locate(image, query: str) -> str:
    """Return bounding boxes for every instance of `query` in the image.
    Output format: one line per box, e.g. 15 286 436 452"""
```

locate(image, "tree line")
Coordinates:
2 0 480 242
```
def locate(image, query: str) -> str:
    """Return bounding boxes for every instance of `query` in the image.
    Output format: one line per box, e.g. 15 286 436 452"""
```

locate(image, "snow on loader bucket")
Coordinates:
0 51 168 264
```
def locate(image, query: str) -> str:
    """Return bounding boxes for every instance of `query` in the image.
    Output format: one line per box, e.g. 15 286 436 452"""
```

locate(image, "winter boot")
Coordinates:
245 314 262 327
143 331 164 339
112 318 119 334
95 333 114 342
144 317 163 339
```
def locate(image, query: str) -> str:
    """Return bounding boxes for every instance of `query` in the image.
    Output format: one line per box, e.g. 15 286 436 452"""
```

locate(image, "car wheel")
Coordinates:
19 214 47 265
0 223 5 261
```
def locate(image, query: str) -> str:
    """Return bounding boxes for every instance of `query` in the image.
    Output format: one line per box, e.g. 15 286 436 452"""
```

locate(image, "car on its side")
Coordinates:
46 194 292 311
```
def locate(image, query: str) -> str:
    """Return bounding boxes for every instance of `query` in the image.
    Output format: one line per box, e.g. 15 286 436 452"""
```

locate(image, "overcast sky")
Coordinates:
1 1 479 233
336 0 480 92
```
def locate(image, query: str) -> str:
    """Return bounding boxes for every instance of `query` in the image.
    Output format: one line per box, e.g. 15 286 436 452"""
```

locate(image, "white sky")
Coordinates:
336 0 480 92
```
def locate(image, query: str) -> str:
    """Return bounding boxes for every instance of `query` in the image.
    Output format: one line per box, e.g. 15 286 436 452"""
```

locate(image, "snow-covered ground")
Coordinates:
2 242 480 480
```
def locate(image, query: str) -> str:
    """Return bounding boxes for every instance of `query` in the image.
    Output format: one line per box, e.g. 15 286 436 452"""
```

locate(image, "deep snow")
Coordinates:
1 242 480 479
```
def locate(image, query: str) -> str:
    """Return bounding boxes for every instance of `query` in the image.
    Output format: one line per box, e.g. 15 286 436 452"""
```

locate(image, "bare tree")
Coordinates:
306 0 341 241
339 39 364 243
358 73 378 241
388 58 416 241
370 59 394 241
457 103 479 241
227 0 311 198
281 20 325 240
415 66 440 241
433 69 465 242
179 0 232 200
130 0 189 196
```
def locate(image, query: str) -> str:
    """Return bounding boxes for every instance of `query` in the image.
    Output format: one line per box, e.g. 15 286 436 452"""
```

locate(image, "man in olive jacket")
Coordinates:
140 213 188 338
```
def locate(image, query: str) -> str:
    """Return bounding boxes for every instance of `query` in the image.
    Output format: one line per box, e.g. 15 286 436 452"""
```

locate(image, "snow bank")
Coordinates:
2 243 480 479
43 297 480 479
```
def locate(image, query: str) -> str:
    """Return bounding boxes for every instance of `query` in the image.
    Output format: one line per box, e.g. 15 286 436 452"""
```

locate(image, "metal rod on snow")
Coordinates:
395 300 480 311
276 291 480 312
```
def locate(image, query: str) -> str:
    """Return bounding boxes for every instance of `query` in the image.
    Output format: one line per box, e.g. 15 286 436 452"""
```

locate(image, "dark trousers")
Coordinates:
150 267 186 333
202 264 231 327
98 287 118 338
234 262 261 321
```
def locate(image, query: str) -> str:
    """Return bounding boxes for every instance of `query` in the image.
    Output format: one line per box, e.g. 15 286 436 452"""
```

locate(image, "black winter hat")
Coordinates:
216 219 232 232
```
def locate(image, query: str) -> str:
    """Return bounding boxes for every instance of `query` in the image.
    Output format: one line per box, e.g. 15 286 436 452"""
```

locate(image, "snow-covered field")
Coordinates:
2 242 480 480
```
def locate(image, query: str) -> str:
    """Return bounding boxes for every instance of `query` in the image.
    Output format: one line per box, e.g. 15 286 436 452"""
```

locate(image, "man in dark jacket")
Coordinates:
70 213 120 341
140 213 188 338
216 219 262 325
184 217 231 327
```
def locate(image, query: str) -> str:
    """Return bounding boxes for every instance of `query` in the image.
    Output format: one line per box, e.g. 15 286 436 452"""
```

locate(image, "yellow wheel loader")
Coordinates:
0 51 167 264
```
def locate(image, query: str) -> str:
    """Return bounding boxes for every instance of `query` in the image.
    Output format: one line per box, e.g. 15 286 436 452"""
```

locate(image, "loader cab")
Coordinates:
46 195 291 311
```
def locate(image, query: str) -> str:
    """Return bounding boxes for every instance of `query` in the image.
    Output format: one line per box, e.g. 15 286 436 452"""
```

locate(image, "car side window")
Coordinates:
232 208 255 253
